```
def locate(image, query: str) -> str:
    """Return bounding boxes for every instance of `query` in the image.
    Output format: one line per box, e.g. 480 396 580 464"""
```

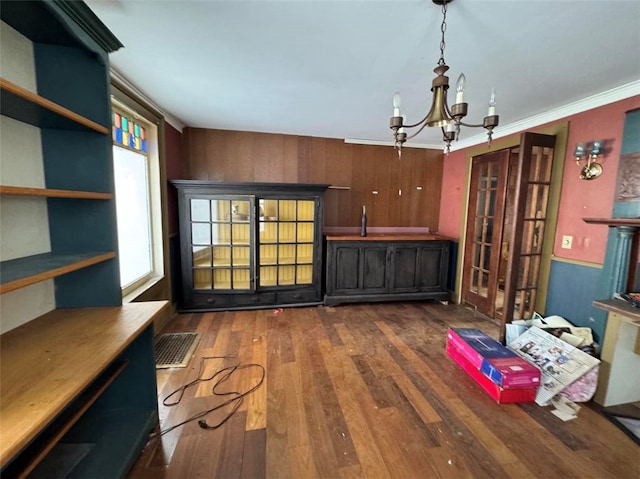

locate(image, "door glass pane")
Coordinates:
297 223 314 242
278 265 295 285
278 244 296 264
260 245 277 265
193 246 211 267
212 223 230 245
279 223 296 242
261 199 278 219
279 200 296 220
529 146 554 182
212 246 230 266
232 246 250 266
193 269 211 289
232 223 250 245
260 266 277 286
213 270 230 290
210 199 229 221
297 244 313 263
297 265 313 284
233 269 250 289
191 199 210 221
260 222 277 243
191 223 211 245
297 200 315 221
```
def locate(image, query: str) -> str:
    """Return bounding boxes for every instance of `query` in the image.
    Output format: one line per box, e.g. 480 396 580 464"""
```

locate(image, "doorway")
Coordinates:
462 132 557 333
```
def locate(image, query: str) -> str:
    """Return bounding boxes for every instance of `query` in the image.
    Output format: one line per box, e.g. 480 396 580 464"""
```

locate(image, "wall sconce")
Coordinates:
574 140 606 180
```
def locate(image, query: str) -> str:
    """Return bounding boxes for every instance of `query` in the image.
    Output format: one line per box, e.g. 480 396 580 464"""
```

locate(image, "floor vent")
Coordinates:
154 332 201 369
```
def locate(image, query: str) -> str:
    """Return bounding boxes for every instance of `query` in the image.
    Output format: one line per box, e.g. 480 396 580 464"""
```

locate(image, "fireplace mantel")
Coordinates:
583 218 640 227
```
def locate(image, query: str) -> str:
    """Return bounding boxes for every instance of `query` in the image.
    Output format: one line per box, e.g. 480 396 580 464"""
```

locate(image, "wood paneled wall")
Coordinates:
182 128 444 230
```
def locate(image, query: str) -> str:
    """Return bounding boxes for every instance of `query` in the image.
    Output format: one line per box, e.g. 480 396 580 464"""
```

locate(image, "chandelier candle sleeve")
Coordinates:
455 73 466 104
488 88 497 116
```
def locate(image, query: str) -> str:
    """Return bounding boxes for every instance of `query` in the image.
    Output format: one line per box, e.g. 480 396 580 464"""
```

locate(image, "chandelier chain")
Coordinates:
438 1 447 66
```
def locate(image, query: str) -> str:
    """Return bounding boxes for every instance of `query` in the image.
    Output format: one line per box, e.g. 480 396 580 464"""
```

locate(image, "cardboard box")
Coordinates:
446 342 537 404
446 328 517 369
480 357 540 389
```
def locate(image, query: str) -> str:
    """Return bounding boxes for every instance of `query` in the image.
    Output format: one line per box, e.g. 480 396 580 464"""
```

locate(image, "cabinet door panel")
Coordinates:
333 247 360 290
391 247 418 291
417 245 446 289
362 247 387 291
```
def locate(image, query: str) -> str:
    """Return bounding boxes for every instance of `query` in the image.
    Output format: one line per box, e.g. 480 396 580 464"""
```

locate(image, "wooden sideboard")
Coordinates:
324 234 451 306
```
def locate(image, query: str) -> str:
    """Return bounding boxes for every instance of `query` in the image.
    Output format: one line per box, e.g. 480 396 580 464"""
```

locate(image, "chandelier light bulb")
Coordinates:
446 120 456 133
393 92 402 117
455 73 466 104
488 88 497 116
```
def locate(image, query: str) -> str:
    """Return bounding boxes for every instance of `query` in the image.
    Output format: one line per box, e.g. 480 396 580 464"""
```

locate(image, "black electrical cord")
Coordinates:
153 356 266 437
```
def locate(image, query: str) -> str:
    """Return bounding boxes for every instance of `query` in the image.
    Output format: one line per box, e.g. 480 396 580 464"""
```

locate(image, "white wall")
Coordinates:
0 21 55 334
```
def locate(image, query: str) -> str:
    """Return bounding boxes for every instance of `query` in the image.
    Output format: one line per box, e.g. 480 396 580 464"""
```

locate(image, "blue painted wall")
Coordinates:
545 259 604 342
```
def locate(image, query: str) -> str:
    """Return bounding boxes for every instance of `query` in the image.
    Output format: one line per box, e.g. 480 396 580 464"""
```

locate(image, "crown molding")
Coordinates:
345 80 640 153
450 80 640 151
109 68 185 132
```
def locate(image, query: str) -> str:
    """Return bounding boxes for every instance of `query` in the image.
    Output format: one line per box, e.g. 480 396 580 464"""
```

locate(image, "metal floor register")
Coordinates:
154 332 201 368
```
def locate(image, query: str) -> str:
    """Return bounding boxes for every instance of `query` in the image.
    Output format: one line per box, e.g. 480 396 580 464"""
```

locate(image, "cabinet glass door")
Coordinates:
259 199 315 287
190 196 253 291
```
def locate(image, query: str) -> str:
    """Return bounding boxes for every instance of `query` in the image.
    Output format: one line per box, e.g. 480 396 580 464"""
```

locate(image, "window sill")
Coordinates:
123 275 165 303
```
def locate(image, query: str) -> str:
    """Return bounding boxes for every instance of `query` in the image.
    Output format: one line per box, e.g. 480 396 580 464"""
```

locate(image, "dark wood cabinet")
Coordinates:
172 181 328 311
325 236 450 306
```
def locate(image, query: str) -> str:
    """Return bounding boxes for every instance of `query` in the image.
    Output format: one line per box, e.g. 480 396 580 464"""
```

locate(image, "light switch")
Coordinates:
561 235 573 249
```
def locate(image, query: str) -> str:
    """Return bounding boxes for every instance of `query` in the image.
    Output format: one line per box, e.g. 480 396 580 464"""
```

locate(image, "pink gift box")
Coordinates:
446 341 537 404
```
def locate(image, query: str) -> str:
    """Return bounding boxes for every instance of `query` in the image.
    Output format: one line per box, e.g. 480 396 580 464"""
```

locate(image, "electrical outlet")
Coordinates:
561 235 573 249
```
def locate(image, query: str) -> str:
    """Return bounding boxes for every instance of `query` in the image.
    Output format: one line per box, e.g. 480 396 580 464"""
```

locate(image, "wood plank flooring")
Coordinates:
128 302 638 479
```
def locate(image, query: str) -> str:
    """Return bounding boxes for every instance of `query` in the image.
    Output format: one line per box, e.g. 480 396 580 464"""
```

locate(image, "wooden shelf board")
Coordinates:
0 185 112 200
0 78 108 134
0 301 169 468
0 251 116 294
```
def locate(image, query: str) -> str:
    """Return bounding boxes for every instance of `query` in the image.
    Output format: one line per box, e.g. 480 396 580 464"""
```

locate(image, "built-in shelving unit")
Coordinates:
0 2 166 477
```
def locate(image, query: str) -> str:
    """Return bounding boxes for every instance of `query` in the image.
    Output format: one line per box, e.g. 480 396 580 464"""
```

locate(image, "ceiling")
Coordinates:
85 0 640 150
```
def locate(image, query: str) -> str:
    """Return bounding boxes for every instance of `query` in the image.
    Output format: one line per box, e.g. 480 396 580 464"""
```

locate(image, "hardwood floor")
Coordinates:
128 302 638 479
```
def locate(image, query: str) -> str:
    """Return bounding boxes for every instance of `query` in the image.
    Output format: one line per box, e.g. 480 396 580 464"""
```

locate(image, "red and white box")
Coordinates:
446 342 537 404
480 357 540 389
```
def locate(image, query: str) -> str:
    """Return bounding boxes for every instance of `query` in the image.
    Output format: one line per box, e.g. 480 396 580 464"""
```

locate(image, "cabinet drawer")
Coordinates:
235 293 277 307
185 294 235 310
277 290 320 305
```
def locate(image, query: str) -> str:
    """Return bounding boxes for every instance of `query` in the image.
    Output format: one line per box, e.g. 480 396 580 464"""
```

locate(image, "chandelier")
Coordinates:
389 0 499 155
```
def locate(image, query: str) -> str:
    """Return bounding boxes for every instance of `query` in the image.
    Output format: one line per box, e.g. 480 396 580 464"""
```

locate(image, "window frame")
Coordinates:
110 92 165 298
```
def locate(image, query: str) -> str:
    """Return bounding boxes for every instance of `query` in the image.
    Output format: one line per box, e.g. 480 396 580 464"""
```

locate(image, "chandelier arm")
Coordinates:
405 121 430 141
403 113 430 130
458 120 486 128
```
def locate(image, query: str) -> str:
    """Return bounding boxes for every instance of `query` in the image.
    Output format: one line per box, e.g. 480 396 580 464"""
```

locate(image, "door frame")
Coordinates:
453 123 569 323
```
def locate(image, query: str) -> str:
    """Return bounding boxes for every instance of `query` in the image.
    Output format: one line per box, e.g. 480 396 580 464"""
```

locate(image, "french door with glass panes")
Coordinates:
462 133 556 336
173 181 328 311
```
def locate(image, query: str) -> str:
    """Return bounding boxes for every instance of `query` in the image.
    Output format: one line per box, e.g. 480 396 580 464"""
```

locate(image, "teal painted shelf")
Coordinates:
0 251 116 294
0 78 108 133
